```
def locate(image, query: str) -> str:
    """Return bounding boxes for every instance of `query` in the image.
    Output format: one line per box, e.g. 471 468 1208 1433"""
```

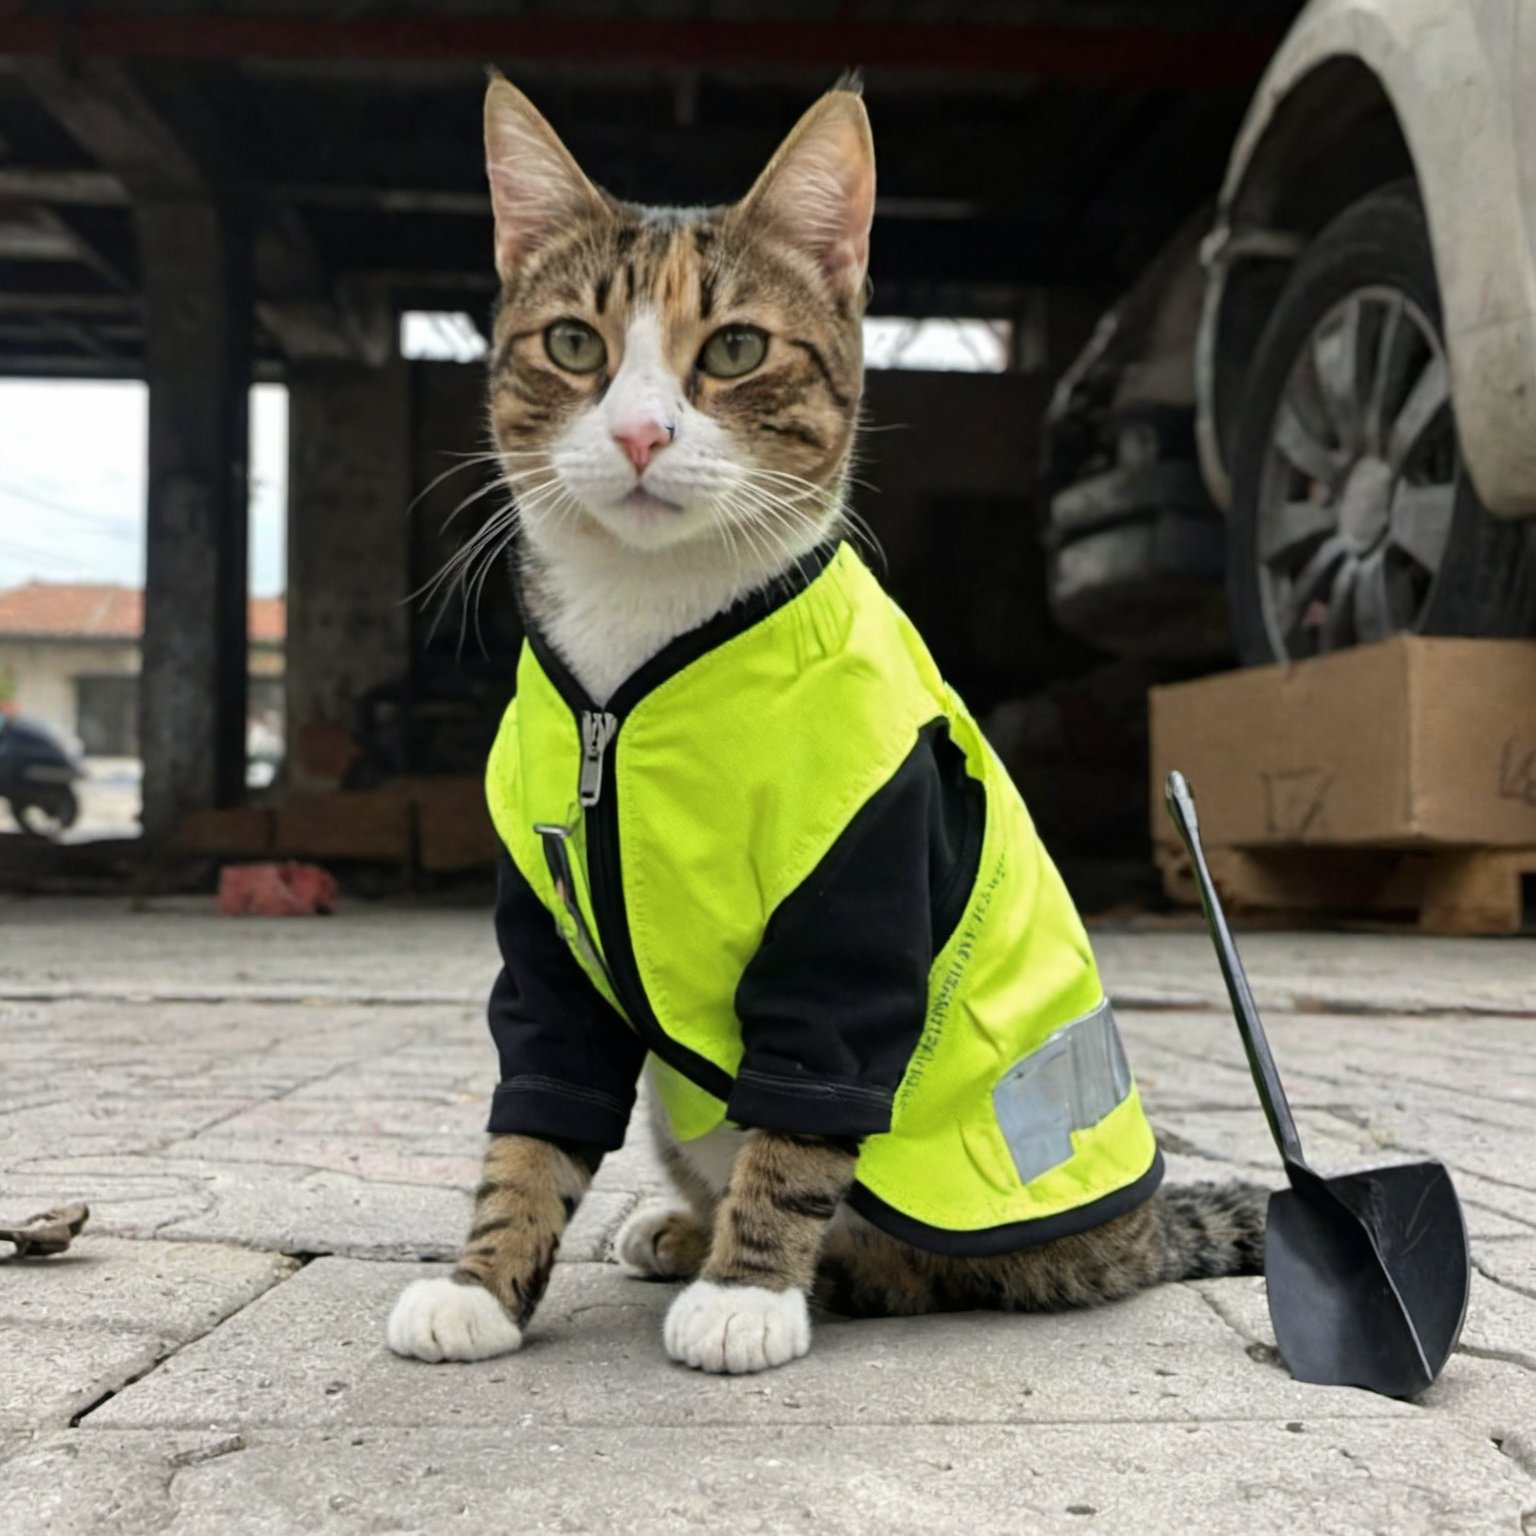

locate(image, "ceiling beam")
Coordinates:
26 207 135 293
0 167 128 205
266 183 992 221
0 351 143 379
0 166 1101 240
32 311 123 362
1 17 1280 89
16 59 206 198
0 293 141 315
13 59 385 362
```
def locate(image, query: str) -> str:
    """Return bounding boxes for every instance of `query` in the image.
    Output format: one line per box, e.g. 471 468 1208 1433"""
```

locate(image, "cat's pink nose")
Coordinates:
612 418 674 472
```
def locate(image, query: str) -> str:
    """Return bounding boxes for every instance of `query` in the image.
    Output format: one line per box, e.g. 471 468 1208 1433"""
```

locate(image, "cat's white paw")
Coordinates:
663 1279 810 1374
387 1276 523 1363
615 1203 694 1277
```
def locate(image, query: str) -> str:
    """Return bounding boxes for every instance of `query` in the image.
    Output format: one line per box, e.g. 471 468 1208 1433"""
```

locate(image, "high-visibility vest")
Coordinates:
487 542 1161 1255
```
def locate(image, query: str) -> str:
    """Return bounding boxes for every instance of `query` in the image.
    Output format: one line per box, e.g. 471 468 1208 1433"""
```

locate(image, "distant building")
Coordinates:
0 583 284 758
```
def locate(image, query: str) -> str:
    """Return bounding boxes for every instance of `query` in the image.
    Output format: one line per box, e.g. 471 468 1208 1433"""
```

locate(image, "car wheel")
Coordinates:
1227 182 1535 664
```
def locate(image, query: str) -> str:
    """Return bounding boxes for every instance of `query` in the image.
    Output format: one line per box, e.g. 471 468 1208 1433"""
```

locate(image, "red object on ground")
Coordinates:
218 862 339 917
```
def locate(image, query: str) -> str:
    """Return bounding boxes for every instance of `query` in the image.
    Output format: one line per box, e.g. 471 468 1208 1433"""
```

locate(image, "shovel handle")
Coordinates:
1164 772 1306 1168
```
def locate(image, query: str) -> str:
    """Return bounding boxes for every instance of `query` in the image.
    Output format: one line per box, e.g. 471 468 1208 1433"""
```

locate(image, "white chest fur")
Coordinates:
535 538 765 705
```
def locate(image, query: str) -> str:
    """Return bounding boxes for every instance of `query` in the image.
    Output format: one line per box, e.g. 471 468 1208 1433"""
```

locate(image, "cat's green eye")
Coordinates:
545 320 607 374
699 325 767 379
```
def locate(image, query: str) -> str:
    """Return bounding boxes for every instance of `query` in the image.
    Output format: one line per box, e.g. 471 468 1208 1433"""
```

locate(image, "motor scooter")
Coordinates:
0 712 83 838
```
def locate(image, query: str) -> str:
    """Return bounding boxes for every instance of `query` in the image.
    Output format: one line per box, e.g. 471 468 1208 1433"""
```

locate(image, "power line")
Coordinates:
0 477 141 544
0 537 125 580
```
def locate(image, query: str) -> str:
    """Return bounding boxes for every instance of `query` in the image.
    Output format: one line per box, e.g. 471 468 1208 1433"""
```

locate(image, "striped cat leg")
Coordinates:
664 1131 856 1374
387 1133 594 1362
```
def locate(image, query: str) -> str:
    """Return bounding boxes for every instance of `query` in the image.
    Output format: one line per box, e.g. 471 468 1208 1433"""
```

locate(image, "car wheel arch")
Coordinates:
1198 54 1416 512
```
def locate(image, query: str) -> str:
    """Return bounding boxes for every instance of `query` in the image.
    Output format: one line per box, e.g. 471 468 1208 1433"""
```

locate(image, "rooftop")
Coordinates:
0 581 284 643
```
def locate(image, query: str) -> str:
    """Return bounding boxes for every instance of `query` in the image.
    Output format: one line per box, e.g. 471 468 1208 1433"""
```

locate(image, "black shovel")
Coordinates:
1164 771 1470 1399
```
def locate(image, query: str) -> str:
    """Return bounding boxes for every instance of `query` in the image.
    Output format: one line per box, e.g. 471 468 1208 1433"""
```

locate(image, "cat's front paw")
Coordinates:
387 1276 523 1363
663 1279 810 1374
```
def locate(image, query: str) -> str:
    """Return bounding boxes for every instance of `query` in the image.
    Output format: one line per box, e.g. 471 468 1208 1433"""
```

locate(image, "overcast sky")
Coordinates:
0 381 287 596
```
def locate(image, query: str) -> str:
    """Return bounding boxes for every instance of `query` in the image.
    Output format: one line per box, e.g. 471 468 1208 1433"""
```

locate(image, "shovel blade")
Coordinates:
1265 1160 1470 1399
1322 1160 1470 1382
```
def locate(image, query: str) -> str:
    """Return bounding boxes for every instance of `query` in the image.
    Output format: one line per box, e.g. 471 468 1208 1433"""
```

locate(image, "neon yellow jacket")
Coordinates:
484 542 1161 1255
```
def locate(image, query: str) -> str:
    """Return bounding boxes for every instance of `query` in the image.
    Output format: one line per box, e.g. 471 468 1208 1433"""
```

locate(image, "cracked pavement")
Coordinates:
2 896 1535 1533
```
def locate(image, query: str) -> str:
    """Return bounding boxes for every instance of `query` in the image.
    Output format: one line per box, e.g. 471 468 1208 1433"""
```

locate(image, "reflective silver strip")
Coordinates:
533 822 615 993
992 999 1134 1187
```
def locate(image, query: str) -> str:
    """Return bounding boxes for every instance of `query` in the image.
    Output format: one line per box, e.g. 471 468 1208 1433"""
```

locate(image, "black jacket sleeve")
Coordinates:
727 719 985 1140
485 850 647 1151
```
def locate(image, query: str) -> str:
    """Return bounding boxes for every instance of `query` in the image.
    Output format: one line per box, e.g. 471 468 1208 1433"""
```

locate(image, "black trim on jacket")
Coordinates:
847 1150 1166 1257
727 717 985 1139
485 851 646 1150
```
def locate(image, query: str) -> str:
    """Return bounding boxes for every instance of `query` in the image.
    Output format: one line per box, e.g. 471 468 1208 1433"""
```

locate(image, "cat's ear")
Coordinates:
736 87 875 308
484 76 606 281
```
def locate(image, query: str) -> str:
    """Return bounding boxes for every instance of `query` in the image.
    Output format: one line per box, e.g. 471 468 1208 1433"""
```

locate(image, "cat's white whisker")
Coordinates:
407 456 492 518
405 447 556 530
435 476 509 537
705 503 749 585
417 502 519 593
725 501 805 576
451 476 572 656
414 471 566 632
735 472 885 568
718 496 779 575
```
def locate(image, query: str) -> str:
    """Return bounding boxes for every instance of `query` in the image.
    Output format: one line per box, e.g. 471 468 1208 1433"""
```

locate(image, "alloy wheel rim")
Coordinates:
1256 286 1457 658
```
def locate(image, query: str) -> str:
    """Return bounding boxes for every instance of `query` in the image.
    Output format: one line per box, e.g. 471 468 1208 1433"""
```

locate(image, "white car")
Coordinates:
1046 0 1536 667
1198 0 1536 663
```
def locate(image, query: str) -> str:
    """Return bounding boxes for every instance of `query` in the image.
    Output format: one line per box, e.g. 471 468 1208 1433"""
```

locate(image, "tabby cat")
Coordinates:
387 76 1266 1376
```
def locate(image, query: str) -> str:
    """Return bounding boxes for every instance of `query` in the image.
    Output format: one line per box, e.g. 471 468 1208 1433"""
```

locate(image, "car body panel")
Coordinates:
1198 0 1536 517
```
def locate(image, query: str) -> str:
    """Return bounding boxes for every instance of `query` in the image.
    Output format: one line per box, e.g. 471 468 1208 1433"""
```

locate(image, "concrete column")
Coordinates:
284 356 411 793
135 197 253 839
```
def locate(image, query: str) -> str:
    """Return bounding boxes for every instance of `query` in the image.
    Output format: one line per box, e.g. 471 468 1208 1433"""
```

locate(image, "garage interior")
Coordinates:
0 3 1302 896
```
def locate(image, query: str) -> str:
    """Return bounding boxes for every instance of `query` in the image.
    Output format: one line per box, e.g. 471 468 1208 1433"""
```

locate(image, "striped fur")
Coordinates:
451 1133 593 1328
628 1101 1267 1325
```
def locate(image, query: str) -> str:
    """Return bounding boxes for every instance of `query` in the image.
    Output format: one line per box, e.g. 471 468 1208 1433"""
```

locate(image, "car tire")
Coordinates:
1227 181 1535 665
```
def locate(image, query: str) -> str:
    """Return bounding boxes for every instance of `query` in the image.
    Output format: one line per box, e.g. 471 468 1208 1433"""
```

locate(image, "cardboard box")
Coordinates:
1150 637 1536 850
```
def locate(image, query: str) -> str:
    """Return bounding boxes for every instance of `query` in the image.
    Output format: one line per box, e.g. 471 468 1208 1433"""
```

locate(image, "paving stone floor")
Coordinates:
1 896 1534 1533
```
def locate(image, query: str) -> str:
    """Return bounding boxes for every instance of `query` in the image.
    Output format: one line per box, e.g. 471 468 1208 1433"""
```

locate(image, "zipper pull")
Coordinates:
578 711 618 808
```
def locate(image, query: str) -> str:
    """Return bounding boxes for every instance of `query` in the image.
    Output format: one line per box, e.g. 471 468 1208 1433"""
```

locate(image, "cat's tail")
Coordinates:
1156 1180 1269 1280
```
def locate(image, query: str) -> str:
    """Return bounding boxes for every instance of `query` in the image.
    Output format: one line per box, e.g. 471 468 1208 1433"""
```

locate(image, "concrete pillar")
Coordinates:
284 356 411 793
135 198 252 840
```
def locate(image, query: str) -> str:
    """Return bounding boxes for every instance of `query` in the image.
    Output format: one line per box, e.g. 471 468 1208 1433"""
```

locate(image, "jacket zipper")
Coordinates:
577 711 618 807
575 708 732 1100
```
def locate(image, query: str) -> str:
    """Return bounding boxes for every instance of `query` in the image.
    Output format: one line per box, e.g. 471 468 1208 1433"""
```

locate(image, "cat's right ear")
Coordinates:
484 76 606 281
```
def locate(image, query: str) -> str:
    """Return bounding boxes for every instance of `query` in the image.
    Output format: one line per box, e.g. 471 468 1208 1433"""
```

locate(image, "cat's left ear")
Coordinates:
736 87 875 308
